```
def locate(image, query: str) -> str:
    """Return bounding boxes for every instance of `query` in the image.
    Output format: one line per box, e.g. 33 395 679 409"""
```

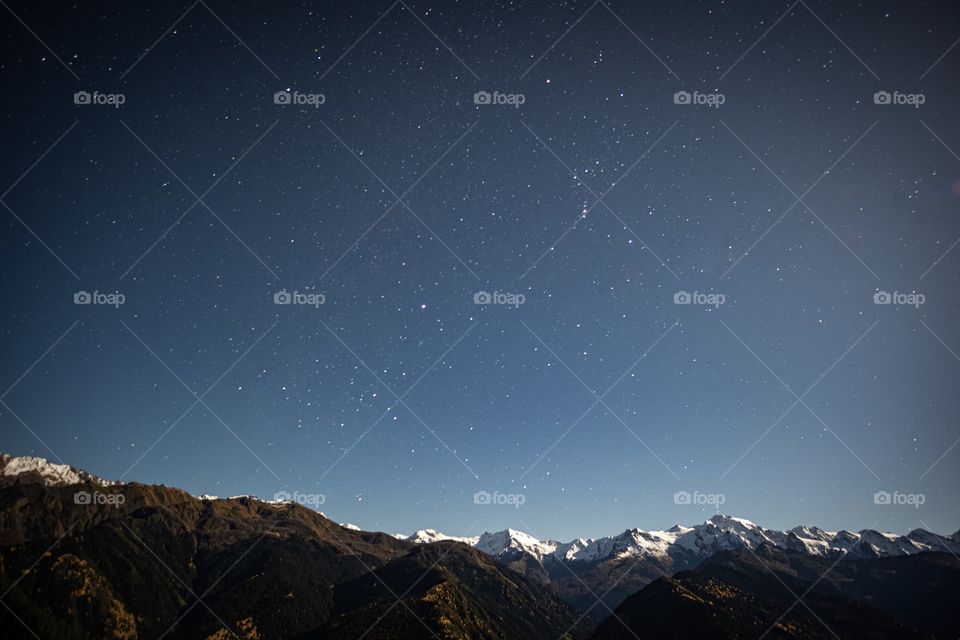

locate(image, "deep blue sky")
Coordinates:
2 0 959 541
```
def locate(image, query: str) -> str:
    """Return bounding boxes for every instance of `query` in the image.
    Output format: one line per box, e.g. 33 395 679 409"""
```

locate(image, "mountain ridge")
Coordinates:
4 453 955 566
0 453 590 639
406 513 959 565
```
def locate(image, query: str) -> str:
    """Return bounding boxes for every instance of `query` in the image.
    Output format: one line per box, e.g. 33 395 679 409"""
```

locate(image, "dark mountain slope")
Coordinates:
589 545 959 640
323 541 591 639
0 473 590 639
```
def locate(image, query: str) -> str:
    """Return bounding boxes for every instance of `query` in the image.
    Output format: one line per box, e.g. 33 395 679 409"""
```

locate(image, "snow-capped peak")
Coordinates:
707 514 758 530
553 537 595 561
475 528 557 559
0 453 113 487
403 515 956 567
405 529 480 546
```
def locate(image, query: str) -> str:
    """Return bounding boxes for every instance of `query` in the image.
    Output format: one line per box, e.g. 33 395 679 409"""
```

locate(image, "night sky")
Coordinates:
2 0 959 541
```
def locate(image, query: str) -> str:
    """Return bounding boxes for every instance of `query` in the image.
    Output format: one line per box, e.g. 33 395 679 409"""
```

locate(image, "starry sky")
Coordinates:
1 0 959 541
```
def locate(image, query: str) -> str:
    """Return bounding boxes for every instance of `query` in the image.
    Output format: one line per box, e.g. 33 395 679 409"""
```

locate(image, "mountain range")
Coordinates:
405 513 960 564
402 510 959 620
1 453 957 639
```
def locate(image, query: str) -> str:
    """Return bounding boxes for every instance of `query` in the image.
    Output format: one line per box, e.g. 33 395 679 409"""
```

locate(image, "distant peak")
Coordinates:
0 453 113 487
475 528 557 557
707 514 757 528
406 529 480 546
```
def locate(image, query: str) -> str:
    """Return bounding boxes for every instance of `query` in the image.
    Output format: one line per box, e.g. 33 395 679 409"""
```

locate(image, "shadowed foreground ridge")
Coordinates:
0 462 589 640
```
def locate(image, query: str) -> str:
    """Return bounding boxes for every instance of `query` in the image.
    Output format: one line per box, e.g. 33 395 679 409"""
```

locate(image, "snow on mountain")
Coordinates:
405 514 957 566
564 528 674 562
553 537 595 561
475 528 558 559
843 528 954 558
905 527 959 553
0 453 113 487
672 514 791 556
787 525 847 555
405 529 481 546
